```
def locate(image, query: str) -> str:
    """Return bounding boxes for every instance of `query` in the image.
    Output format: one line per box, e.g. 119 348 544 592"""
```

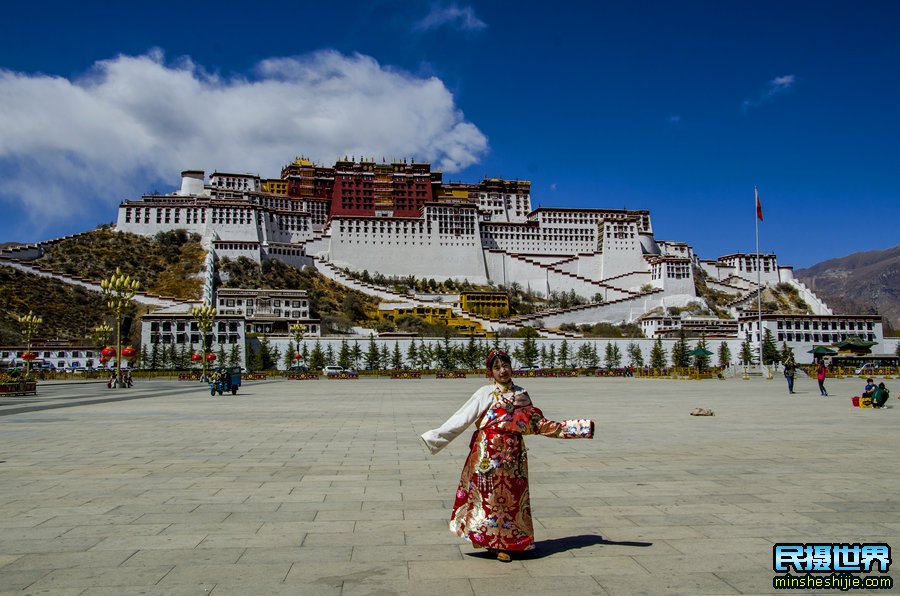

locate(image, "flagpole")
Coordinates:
755 186 763 373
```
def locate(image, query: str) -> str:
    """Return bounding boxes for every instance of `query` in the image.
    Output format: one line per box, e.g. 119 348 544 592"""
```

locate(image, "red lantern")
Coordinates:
22 352 36 362
101 346 115 359
99 355 109 365
206 353 217 362
294 353 302 360
121 346 136 360
191 353 202 363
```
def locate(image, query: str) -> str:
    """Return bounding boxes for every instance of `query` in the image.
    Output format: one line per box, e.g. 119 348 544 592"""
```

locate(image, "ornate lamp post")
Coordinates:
101 268 139 388
17 310 42 378
191 304 216 381
289 322 306 364
92 324 113 370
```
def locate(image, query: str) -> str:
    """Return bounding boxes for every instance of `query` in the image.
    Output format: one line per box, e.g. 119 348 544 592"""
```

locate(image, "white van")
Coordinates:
323 366 344 376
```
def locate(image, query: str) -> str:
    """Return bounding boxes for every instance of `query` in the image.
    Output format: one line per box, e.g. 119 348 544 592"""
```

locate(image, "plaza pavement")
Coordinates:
0 374 898 595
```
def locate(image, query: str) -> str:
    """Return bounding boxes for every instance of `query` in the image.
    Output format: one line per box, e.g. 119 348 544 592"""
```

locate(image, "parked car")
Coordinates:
288 365 309 372
323 366 344 376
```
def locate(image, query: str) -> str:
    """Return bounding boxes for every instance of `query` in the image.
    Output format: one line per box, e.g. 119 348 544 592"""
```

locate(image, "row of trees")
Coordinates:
136 330 794 371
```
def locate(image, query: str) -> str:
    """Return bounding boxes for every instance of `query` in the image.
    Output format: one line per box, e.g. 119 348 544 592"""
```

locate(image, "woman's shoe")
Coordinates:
496 551 512 562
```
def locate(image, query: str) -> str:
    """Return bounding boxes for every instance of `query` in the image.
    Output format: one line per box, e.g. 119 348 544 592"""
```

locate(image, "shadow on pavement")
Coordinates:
465 534 653 560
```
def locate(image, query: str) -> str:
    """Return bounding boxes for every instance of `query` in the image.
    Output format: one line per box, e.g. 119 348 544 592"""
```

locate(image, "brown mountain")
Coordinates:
795 245 900 333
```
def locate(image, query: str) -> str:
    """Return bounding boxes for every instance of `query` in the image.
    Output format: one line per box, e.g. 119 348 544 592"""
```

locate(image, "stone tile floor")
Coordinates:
0 375 897 594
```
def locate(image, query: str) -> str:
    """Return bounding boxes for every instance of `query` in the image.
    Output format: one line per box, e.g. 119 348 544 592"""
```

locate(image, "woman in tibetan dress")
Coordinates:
421 350 594 561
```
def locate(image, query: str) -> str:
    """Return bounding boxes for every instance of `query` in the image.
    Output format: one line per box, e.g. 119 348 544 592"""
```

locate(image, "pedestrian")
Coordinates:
783 356 796 394
817 361 828 397
421 350 594 562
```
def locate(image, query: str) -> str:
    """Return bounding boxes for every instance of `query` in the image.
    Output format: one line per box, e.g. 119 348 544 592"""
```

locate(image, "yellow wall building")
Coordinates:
459 291 509 319
374 303 492 336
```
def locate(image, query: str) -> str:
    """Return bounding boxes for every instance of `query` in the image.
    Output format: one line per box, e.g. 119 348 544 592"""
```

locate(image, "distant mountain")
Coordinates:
795 245 900 333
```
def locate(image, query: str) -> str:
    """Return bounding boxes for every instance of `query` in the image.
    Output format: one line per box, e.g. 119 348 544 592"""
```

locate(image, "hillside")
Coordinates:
35 228 205 300
0 266 143 345
795 245 900 332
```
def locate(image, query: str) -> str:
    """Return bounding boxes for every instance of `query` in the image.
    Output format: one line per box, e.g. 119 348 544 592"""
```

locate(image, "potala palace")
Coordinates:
115 157 835 334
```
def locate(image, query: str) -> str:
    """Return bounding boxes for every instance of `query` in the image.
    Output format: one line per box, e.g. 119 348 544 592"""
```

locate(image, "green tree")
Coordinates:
338 340 353 369
391 342 403 370
514 336 539 368
351 341 362 369
671 331 691 368
547 344 557 368
283 340 296 369
780 341 793 364
739 332 756 366
228 343 241 368
650 338 668 369
762 328 779 364
259 336 277 369
718 341 732 368
692 337 711 370
406 340 419 370
217 344 227 368
627 342 644 368
325 344 336 367
439 334 456 369
604 342 622 368
177 344 190 369
558 340 570 368
309 340 325 370
141 346 150 370
380 344 390 369
246 342 260 371
366 337 380 370
150 343 160 369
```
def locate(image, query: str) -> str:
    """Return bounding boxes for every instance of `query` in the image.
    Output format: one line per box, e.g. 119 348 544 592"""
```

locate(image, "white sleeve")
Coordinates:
421 386 492 455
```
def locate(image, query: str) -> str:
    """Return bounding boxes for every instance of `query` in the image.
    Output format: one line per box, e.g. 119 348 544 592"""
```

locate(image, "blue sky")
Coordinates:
0 1 898 268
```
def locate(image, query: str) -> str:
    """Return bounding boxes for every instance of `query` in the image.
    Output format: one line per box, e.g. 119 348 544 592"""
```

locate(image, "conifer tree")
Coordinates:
366 337 379 370
392 342 403 370
228 344 241 368
540 345 548 368
718 341 732 368
407 340 419 370
672 330 691 368
627 342 644 368
309 340 325 370
558 340 570 368
326 344 336 367
739 332 756 365
762 328 779 364
380 344 390 369
338 340 353 369
650 338 668 369
547 344 557 368
217 344 227 367
283 340 296 369
351 341 362 369
141 346 150 369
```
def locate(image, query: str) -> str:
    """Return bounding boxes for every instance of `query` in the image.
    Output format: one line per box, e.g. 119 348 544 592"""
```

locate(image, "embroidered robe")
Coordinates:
422 383 593 551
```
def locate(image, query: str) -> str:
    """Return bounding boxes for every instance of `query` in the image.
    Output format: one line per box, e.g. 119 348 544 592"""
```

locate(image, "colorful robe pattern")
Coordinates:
422 383 593 551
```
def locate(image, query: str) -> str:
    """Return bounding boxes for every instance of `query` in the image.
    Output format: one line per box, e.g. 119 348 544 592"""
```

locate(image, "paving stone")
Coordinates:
1 376 898 594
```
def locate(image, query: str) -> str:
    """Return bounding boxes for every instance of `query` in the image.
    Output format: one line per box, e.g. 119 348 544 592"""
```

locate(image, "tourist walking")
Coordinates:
421 350 594 561
783 357 796 394
817 361 828 397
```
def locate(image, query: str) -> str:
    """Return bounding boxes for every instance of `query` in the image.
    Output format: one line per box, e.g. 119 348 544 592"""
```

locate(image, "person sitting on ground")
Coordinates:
863 378 877 398
872 383 890 408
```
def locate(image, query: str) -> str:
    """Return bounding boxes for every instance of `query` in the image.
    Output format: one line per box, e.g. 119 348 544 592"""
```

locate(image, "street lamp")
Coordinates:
191 304 216 381
17 310 42 378
100 268 140 388
289 322 306 364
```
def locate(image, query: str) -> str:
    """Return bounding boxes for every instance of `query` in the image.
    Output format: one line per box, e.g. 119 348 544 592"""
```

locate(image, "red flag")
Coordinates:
755 187 763 221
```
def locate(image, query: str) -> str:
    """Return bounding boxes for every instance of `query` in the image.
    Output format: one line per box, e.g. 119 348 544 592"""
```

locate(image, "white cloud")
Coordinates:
413 4 487 32
0 50 488 232
742 74 798 111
